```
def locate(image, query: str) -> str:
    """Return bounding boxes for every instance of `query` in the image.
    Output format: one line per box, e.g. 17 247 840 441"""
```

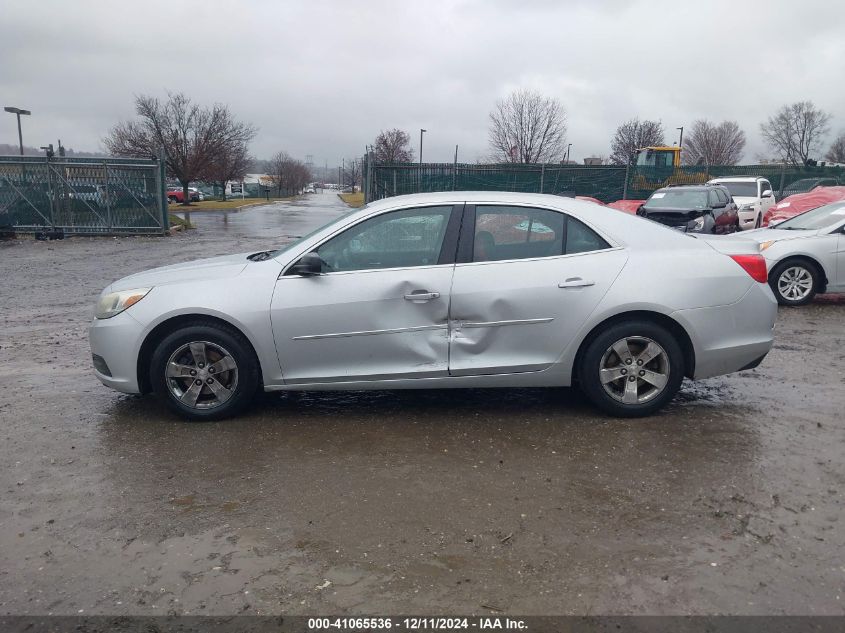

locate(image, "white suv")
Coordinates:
707 176 775 230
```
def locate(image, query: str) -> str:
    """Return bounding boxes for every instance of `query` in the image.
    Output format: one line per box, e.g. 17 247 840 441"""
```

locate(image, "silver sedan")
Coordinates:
740 201 845 306
89 192 777 420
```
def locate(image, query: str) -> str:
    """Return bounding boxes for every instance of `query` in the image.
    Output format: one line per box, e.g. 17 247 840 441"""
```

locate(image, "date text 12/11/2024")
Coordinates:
307 617 528 630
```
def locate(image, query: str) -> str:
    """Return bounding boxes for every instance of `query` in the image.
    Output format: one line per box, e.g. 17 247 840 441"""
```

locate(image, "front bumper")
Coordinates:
88 310 146 394
738 208 758 229
672 283 777 379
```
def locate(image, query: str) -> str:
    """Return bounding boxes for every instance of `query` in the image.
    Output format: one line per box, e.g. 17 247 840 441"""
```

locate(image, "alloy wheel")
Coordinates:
165 340 238 410
599 336 670 405
777 266 813 302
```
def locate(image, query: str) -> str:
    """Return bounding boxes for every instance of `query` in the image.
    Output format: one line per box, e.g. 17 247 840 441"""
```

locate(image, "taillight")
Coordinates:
729 254 768 283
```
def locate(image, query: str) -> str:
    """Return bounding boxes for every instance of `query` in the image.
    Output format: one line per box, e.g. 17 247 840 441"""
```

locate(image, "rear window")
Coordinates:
646 189 708 209
716 181 758 198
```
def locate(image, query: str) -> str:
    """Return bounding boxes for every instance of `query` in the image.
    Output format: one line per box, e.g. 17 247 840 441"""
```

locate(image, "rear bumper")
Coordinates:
672 283 777 379
88 311 145 394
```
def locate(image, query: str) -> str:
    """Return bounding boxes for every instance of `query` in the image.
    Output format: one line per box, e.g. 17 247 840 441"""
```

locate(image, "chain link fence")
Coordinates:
0 156 168 235
365 160 845 204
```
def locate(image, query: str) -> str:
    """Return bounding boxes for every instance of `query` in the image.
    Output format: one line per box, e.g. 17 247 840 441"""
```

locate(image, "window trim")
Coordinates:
281 203 463 277
457 203 615 265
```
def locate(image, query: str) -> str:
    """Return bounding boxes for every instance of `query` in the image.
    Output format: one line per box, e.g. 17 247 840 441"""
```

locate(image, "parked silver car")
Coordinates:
89 192 777 420
740 200 845 305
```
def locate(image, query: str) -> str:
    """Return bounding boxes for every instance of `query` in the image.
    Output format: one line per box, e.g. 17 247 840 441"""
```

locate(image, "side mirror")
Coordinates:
289 252 323 276
761 189 773 198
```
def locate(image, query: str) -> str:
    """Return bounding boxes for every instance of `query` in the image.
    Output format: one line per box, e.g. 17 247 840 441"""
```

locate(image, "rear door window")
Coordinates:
470 206 610 262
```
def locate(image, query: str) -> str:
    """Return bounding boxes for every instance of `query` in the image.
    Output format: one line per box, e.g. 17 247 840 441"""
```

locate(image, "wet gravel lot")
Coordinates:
1 192 843 616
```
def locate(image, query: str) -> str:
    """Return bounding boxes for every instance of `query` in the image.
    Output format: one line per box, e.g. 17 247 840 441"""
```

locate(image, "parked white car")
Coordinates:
89 192 776 421
741 200 845 305
708 176 775 230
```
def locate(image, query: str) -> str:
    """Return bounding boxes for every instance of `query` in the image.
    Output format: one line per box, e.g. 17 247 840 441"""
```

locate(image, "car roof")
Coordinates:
708 176 765 182
652 184 719 193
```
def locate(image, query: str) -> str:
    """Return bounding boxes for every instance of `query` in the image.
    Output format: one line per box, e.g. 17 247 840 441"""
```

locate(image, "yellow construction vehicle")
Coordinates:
634 146 681 168
632 146 708 191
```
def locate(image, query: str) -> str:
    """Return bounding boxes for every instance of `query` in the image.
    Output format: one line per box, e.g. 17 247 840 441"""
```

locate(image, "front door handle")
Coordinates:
404 290 440 302
558 277 595 288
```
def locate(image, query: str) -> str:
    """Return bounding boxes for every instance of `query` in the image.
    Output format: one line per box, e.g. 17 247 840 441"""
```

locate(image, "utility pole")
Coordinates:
677 126 684 149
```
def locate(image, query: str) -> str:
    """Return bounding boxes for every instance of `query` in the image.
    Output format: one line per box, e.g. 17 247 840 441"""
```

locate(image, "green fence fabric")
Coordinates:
0 155 167 234
367 163 627 203
366 161 845 204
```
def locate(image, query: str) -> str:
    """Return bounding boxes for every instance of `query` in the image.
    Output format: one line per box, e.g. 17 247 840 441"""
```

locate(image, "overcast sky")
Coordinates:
2 0 843 165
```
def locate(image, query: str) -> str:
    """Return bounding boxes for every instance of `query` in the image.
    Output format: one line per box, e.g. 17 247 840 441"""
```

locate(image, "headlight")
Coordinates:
690 216 705 230
740 203 756 210
95 288 151 319
759 240 778 252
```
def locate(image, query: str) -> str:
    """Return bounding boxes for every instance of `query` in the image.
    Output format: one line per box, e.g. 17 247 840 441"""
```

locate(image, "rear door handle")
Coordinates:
404 291 440 301
558 277 595 288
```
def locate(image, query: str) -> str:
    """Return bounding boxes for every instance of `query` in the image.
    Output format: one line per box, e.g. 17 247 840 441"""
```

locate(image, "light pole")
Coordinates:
676 126 684 149
419 129 426 165
4 106 31 156
565 143 572 163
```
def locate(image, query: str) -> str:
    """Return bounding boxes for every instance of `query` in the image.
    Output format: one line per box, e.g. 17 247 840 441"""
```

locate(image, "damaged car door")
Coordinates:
270 205 460 384
448 204 628 376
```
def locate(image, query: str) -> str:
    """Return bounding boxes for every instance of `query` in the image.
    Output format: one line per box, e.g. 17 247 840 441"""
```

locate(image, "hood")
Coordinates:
642 206 705 216
735 227 820 245
732 196 757 206
109 252 253 291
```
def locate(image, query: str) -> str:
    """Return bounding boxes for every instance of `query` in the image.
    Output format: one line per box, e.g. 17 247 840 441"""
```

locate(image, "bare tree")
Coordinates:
269 151 310 197
825 132 845 163
104 93 256 205
760 101 831 166
203 143 253 201
682 120 746 166
344 158 361 192
488 89 567 163
609 118 665 165
373 129 413 163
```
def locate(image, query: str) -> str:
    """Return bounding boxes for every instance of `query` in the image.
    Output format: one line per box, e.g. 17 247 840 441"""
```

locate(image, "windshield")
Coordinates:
716 182 757 198
645 189 708 209
268 207 360 258
636 150 675 167
777 202 845 230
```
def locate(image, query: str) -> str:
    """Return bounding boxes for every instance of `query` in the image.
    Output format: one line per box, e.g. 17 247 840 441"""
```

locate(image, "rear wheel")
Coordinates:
769 260 818 306
579 321 684 417
150 322 260 421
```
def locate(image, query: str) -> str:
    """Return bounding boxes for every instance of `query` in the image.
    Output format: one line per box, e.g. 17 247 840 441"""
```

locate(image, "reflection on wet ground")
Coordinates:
0 191 844 616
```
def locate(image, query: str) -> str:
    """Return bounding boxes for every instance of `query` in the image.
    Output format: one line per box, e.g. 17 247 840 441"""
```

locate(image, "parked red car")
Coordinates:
166 187 201 203
763 186 845 226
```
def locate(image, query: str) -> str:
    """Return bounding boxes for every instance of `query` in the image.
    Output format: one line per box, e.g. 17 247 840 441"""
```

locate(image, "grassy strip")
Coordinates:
168 197 296 211
168 213 193 229
339 192 365 207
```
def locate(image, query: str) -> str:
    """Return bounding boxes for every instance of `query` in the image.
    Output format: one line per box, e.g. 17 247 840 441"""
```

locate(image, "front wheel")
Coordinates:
769 260 818 306
150 322 260 421
578 321 684 417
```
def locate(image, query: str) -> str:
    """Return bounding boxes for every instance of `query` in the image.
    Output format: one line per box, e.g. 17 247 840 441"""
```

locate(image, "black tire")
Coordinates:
578 320 685 418
168 196 177 204
754 214 762 229
769 259 819 306
150 321 260 421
